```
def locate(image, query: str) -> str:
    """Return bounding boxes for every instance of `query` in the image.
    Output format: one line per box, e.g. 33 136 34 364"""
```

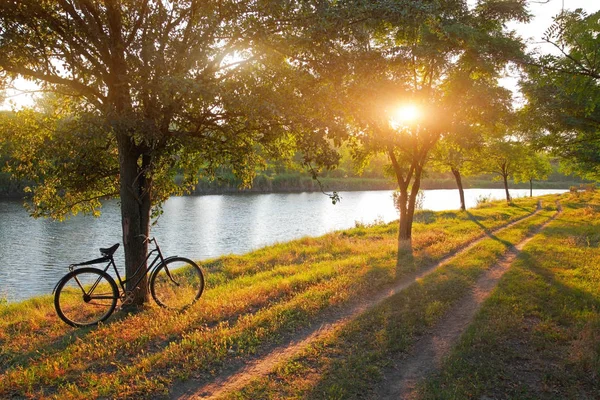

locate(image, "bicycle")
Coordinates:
53 236 205 327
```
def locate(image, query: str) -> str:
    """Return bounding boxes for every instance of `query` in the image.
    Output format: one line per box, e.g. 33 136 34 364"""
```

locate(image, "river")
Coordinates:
0 188 566 302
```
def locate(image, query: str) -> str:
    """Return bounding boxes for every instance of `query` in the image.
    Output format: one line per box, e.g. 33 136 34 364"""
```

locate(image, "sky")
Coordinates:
511 0 598 47
1 0 599 110
498 0 599 101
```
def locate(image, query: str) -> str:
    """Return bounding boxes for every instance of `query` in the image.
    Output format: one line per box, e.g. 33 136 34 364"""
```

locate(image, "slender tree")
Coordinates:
429 81 512 211
513 150 552 197
478 138 530 203
430 139 479 211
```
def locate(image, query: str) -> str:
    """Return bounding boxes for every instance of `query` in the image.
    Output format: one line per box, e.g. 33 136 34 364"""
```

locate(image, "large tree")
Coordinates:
291 0 528 253
520 9 600 180
0 1 339 304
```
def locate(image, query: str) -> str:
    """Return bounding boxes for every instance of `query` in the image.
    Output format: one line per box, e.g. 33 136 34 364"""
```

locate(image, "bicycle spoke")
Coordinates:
54 268 118 327
151 258 204 310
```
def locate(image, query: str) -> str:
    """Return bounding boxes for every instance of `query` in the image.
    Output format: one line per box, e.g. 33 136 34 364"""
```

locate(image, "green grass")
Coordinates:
417 191 600 399
225 202 560 399
0 195 560 399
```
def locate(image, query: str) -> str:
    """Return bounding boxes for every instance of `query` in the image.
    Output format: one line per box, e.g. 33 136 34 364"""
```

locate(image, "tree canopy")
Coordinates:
280 0 528 250
0 0 540 300
520 9 600 180
0 0 341 303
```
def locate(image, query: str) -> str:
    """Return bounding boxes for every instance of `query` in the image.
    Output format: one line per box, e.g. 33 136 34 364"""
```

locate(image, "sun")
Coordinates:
391 105 421 126
389 104 421 130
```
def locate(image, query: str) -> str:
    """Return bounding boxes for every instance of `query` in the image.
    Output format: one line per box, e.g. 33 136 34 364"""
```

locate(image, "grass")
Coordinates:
225 201 560 399
417 190 600 399
0 194 565 399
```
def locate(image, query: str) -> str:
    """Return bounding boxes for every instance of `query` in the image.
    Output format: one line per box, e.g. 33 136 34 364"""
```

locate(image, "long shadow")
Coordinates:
434 248 600 398
286 253 480 400
509 203 533 213
171 208 555 398
287 219 598 400
465 210 514 249
0 303 147 375
394 207 541 281
322 249 599 399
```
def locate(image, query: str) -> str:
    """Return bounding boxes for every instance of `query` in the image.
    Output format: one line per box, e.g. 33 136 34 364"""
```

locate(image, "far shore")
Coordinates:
0 176 591 199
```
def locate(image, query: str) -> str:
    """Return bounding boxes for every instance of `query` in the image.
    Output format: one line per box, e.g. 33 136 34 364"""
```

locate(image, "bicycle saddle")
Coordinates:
100 243 120 257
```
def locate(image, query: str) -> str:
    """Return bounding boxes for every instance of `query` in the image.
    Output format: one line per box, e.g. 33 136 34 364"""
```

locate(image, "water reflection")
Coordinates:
0 188 565 302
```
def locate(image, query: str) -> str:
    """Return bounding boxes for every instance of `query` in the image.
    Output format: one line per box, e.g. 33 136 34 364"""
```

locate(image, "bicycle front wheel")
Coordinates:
150 257 204 310
54 267 119 327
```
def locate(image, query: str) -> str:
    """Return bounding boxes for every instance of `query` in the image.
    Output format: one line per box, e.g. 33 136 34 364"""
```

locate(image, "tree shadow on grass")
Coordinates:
267 244 600 400
432 249 600 399
508 203 533 213
0 303 148 375
273 262 475 400
465 211 514 249
413 210 437 224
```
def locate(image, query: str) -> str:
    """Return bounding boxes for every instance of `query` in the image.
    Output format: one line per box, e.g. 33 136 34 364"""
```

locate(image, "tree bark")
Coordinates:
503 173 511 203
116 133 151 305
389 150 426 257
451 167 466 211
397 186 411 252
389 150 414 255
397 165 423 255
406 164 423 235
530 179 533 197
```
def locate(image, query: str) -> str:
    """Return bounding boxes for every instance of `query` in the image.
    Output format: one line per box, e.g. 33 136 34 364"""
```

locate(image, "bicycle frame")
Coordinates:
118 240 168 291
55 238 171 296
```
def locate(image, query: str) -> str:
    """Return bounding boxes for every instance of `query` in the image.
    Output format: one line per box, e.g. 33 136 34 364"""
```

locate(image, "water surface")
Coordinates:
0 188 565 302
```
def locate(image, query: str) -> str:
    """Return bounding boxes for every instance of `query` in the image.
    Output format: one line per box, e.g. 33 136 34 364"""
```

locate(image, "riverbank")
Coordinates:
2 192 598 399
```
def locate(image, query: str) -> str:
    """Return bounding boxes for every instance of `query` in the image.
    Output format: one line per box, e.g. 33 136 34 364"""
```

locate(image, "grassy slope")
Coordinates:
418 191 600 399
0 195 559 399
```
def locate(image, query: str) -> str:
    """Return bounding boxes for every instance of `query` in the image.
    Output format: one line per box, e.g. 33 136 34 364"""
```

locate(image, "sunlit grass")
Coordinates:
417 191 600 399
225 207 559 399
0 195 552 399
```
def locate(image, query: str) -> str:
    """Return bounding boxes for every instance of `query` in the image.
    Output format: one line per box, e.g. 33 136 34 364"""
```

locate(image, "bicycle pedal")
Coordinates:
121 291 135 305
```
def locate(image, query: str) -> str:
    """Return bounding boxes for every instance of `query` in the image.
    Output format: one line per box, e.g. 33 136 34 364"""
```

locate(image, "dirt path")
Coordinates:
377 207 560 399
172 205 545 400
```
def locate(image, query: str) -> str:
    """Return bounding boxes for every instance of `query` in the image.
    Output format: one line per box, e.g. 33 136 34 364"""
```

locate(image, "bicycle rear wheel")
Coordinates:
54 267 119 327
150 257 204 310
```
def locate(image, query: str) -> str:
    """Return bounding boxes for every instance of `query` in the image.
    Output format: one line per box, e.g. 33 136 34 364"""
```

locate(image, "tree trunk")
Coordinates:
451 167 466 211
503 173 511 203
396 166 423 256
406 164 423 236
105 2 152 305
117 133 151 305
530 179 533 197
